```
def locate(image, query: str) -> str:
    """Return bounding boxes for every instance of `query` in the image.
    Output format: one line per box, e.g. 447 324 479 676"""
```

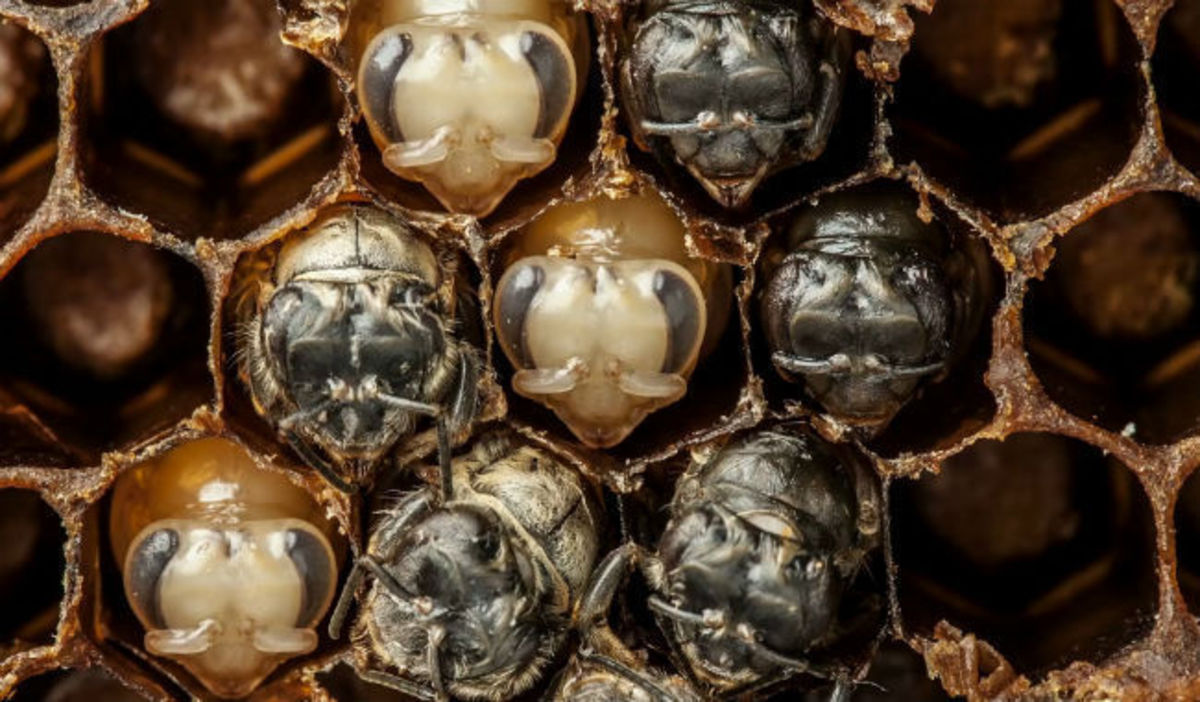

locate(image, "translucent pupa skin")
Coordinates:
109 438 340 699
493 194 732 447
356 0 588 216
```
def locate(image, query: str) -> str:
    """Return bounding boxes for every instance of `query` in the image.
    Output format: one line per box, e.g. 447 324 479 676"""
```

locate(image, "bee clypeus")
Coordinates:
108 438 342 699
354 0 589 216
492 192 733 448
758 188 989 429
234 204 481 490
330 432 601 701
575 427 882 697
621 0 849 208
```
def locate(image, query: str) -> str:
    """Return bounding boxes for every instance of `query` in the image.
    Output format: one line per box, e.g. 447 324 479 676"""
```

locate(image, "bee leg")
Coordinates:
576 543 643 666
436 415 453 503
446 344 481 438
327 559 367 639
577 649 681 702
360 668 438 701
284 430 356 493
329 492 434 639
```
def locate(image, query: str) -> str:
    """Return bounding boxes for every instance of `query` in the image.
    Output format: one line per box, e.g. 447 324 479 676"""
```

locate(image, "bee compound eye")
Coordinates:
285 527 337 627
494 261 546 367
519 28 577 140
124 528 179 629
651 266 706 375
358 29 413 144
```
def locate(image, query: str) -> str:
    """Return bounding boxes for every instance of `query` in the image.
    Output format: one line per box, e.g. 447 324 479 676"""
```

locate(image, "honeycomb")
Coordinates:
1 0 1200 699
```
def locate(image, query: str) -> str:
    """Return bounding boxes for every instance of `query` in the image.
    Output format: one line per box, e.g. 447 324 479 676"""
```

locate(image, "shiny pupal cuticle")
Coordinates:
493 193 732 447
355 0 588 216
109 438 340 699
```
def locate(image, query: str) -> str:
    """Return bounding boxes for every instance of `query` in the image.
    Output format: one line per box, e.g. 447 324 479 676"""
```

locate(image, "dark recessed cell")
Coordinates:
81 0 342 240
0 233 212 458
1175 468 1200 619
893 433 1157 677
9 668 147 702
0 490 65 646
1153 0 1200 178
1023 192 1200 442
892 0 1141 221
0 21 56 244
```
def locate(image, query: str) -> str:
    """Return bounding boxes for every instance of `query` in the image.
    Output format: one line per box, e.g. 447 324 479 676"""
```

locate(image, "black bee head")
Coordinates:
261 277 447 457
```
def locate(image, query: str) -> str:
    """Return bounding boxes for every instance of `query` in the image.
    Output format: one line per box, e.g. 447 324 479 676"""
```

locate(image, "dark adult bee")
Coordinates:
330 433 601 701
109 438 341 699
355 0 588 216
576 427 882 697
235 204 480 490
621 0 849 208
758 189 988 428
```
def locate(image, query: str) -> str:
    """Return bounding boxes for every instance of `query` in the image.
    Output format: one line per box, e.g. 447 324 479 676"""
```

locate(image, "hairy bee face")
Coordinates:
622 1 847 207
109 438 339 699
493 194 732 447
238 205 480 483
760 190 983 426
357 0 585 216
356 435 601 700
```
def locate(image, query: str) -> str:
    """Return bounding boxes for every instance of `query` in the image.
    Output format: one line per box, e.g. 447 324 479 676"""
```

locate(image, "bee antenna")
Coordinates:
436 416 453 503
428 624 449 701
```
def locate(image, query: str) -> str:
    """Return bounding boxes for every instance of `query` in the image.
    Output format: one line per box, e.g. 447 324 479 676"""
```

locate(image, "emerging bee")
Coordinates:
108 438 341 699
758 189 988 428
576 427 882 697
621 0 849 208
355 0 588 216
330 433 601 701
235 204 481 490
492 193 732 448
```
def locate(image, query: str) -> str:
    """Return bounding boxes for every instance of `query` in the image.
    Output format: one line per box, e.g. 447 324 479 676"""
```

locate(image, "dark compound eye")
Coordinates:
653 69 713 123
727 67 793 121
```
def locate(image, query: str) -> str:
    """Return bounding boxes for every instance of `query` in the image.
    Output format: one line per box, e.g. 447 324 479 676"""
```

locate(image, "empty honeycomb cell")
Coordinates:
80 0 343 241
892 0 1142 221
1152 0 1200 177
892 433 1157 677
0 21 56 244
0 489 66 647
9 668 147 702
0 232 212 459
1024 192 1200 442
1173 466 1200 618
